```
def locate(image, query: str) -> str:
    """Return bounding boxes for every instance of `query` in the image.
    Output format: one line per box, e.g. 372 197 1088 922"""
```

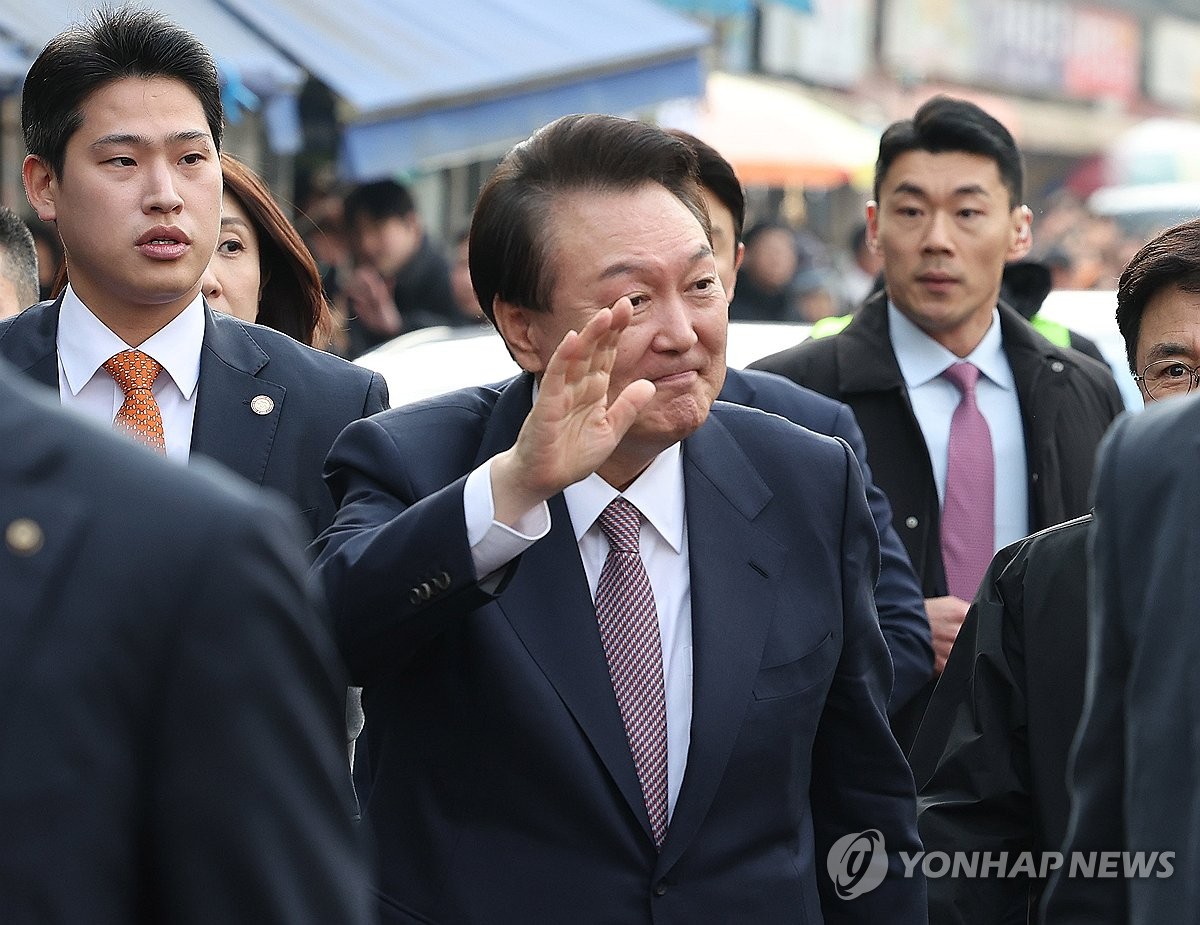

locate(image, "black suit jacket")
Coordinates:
312 375 926 924
0 364 374 923
0 299 389 538
910 515 1090 922
1044 399 1200 923
719 367 932 711
751 292 1122 598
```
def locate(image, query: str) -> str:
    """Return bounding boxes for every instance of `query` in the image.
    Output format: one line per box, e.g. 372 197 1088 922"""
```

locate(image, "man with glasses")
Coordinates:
912 217 1200 923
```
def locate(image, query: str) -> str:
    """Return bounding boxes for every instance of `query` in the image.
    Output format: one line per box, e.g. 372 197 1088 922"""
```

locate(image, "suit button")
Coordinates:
409 588 422 605
434 571 451 590
419 582 433 601
653 881 667 897
1050 360 1065 373
904 516 919 529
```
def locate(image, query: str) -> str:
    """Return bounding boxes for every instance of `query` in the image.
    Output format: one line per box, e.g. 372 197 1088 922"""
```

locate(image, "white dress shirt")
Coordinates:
56 285 204 463
888 301 1029 553
465 431 693 821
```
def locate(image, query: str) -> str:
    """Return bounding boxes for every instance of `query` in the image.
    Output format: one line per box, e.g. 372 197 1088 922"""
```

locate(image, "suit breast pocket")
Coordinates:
753 631 836 701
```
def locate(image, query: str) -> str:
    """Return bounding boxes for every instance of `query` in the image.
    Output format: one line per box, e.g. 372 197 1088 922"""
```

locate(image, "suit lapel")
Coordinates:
657 414 784 872
190 307 284 486
475 375 662 841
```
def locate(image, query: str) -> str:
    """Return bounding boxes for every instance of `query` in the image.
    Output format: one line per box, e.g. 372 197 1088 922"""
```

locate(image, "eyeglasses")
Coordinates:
1134 359 1200 402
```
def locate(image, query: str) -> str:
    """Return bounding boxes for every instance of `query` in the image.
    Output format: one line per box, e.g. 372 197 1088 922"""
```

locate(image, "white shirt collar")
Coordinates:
562 443 686 554
57 285 205 399
887 300 1014 391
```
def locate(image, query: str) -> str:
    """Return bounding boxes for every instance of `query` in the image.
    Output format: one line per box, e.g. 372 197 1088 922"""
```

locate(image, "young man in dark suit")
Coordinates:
0 360 374 923
312 114 925 923
0 8 387 539
752 97 1123 744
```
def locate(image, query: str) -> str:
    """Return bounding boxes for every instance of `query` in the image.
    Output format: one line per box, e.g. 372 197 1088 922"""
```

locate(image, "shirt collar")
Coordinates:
562 443 686 554
57 285 205 398
888 299 1014 391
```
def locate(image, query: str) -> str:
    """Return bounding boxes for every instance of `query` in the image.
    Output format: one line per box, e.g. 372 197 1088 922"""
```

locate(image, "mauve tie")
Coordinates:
940 362 994 601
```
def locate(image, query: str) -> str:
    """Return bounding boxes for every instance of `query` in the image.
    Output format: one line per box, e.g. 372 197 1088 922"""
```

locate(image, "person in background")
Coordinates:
341 178 459 356
0 359 375 923
448 228 487 324
728 220 799 321
667 127 933 717
200 152 334 349
837 222 884 312
752 96 1123 749
27 219 62 302
0 207 39 319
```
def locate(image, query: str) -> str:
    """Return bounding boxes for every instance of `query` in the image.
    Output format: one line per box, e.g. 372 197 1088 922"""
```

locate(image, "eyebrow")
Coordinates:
1143 341 1196 364
90 130 212 150
598 245 713 282
892 181 992 198
220 216 251 230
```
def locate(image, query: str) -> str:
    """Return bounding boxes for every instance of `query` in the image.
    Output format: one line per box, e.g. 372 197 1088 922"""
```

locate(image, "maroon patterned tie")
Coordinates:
594 497 668 849
940 362 995 601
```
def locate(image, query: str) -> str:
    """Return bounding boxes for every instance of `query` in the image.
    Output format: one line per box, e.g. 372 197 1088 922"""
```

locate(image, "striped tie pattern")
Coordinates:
594 497 669 849
103 349 166 455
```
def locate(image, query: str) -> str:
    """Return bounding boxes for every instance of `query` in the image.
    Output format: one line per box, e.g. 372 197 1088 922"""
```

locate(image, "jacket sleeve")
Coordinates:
812 438 928 923
909 538 1036 923
829 402 933 713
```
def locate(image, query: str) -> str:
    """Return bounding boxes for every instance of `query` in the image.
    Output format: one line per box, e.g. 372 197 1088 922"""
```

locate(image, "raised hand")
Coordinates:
490 298 655 525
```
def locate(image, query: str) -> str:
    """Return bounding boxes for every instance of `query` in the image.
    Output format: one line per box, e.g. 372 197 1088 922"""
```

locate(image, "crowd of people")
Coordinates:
6 7 1200 925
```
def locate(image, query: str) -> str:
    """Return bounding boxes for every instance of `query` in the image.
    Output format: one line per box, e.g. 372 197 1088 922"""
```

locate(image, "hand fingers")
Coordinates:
605 379 656 439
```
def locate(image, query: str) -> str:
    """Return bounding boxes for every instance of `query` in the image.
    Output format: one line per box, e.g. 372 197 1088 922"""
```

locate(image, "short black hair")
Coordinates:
666 129 745 243
22 7 223 180
343 179 417 226
874 96 1023 207
0 208 39 310
469 114 707 324
1117 218 1200 373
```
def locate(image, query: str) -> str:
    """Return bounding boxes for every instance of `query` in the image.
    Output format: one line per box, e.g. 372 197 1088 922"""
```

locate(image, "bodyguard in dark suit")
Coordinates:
313 115 924 923
752 97 1122 744
0 361 374 923
671 128 932 714
917 219 1200 923
4 8 387 539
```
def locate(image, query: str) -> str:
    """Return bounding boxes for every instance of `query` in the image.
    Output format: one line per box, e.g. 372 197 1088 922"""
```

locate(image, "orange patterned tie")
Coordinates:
103 349 166 454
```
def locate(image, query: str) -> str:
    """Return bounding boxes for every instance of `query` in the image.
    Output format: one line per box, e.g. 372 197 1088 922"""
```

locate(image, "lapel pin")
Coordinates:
6 518 43 556
250 395 275 416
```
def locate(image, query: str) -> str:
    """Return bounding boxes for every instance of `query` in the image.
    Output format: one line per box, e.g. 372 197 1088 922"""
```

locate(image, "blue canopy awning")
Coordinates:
214 0 711 178
0 0 303 98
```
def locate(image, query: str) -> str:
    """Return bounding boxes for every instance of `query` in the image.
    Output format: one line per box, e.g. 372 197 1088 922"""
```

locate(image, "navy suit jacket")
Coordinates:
0 364 374 923
312 374 925 924
0 298 389 538
720 368 932 711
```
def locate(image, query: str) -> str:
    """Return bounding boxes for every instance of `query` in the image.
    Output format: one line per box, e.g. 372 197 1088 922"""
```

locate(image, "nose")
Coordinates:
651 293 700 353
200 263 222 303
921 210 954 254
142 159 184 214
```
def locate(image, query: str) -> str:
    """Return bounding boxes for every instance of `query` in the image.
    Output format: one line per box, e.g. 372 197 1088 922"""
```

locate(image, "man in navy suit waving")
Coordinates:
0 7 387 539
313 114 924 923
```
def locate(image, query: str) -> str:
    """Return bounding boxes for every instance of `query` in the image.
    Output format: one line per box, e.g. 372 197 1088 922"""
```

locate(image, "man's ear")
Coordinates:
492 298 549 375
24 155 57 222
724 241 745 303
1009 205 1034 261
